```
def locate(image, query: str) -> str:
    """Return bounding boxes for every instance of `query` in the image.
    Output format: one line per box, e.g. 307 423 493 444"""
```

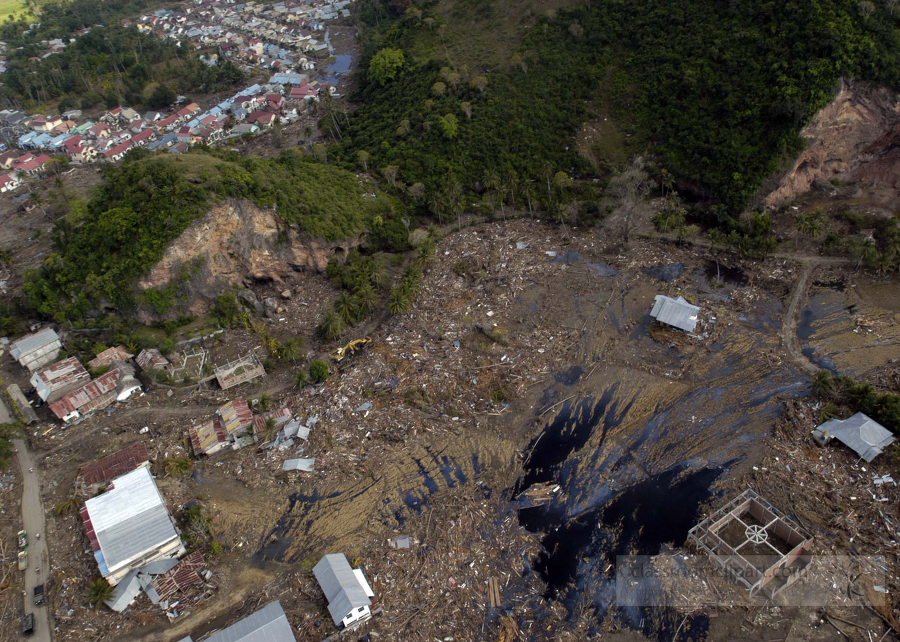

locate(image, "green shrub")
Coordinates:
309 359 329 383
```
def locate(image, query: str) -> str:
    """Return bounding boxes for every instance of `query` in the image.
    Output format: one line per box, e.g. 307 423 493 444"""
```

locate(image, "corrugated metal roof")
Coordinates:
189 419 228 454
81 442 150 486
813 412 896 462
282 458 314 472
88 345 134 370
105 570 142 612
10 329 59 359
207 601 296 642
219 398 253 436
30 356 90 402
49 367 122 419
83 467 181 573
136 348 169 370
313 554 371 626
650 295 701 332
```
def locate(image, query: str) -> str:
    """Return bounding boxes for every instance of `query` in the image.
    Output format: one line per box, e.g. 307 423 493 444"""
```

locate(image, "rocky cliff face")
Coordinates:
138 199 355 314
765 79 900 207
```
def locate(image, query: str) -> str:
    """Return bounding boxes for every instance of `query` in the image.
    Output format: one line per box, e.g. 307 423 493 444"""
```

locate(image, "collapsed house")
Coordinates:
813 412 896 462
687 488 813 599
80 466 186 585
190 398 258 456
215 354 266 390
88 345 134 370
313 553 375 629
10 328 62 372
217 398 253 438
203 600 296 642
104 551 207 613
649 295 701 333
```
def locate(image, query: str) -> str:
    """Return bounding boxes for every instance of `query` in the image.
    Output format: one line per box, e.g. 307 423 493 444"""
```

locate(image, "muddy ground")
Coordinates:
1 220 898 642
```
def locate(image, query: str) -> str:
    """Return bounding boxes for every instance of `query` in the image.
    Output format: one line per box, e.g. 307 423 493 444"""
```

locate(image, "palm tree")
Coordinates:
280 337 305 365
483 169 500 212
501 171 519 219
263 416 278 441
334 292 357 324
54 497 80 514
873 250 896 276
387 287 410 314
256 393 273 412
428 190 446 224
318 310 346 340
521 180 536 219
294 369 308 389
809 370 833 399
165 457 192 477
354 282 379 317
707 228 728 281
88 578 113 610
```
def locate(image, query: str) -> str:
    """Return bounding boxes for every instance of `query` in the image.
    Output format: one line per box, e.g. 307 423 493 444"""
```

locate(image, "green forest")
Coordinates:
23 149 399 321
0 0 243 109
337 0 900 211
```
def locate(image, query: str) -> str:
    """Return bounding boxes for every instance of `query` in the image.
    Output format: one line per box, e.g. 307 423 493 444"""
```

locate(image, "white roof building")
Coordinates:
10 328 62 372
80 466 185 585
207 601 296 642
813 412 896 462
650 295 701 332
313 554 374 629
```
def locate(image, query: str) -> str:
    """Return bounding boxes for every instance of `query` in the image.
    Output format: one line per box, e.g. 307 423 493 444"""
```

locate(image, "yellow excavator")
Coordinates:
333 336 372 362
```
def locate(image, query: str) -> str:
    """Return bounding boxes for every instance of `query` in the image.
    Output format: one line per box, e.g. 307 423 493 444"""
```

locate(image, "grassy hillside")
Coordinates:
342 0 900 213
24 149 400 320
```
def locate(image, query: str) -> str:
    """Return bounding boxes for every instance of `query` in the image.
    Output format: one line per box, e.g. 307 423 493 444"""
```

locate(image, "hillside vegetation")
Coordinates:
0 0 243 109
340 0 900 212
24 149 399 320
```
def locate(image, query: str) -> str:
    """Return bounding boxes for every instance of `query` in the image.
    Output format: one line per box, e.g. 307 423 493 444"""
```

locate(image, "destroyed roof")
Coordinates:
88 345 134 370
206 600 296 642
215 354 266 390
81 466 181 574
105 569 142 612
313 554 372 626
189 419 228 455
813 412 896 462
254 407 291 432
80 441 150 486
10 327 59 359
49 367 121 419
30 356 90 402
282 458 314 472
148 550 205 602
649 295 701 332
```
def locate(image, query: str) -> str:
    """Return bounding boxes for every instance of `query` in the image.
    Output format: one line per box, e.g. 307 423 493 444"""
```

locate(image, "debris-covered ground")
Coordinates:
3 220 899 641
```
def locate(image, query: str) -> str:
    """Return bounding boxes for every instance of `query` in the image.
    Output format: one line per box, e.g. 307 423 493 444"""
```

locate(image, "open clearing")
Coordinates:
1 217 894 642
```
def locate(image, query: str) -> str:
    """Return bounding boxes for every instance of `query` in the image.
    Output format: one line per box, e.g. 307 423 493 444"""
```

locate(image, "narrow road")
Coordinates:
780 259 822 376
14 439 52 642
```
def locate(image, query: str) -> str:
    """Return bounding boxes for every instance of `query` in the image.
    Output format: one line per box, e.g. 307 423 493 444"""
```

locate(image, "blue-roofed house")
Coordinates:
18 131 37 148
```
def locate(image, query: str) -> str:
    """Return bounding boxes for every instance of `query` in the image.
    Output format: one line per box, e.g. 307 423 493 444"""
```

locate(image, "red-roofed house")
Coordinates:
15 153 51 176
88 123 110 139
103 140 133 162
247 110 275 128
103 107 123 124
157 114 180 130
62 135 85 154
0 173 21 193
131 129 155 146
70 144 97 163
231 95 256 109
290 84 319 101
176 102 200 119
176 126 198 144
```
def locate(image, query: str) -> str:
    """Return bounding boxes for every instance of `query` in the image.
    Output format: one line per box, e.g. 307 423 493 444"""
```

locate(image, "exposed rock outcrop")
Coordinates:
765 79 900 207
138 199 356 315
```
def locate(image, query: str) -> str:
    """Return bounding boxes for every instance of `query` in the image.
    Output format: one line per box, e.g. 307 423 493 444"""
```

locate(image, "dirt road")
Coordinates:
780 259 826 375
14 439 52 642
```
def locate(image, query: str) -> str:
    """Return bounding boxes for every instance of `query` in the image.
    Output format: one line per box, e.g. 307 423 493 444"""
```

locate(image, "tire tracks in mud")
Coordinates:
780 257 850 376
